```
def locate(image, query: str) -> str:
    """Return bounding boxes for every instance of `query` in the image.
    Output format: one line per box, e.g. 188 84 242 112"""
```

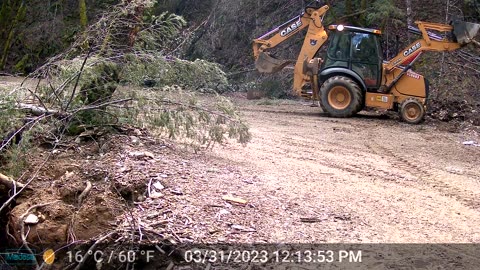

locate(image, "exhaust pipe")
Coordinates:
452 21 480 45
255 52 292 73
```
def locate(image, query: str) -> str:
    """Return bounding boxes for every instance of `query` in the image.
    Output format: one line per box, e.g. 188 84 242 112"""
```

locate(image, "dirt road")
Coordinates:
210 97 480 243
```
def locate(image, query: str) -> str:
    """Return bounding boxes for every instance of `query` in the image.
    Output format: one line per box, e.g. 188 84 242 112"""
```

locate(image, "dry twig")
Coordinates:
65 50 91 111
73 231 117 270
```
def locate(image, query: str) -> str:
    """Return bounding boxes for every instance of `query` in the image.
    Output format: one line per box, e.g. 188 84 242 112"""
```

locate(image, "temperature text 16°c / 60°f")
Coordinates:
66 250 155 264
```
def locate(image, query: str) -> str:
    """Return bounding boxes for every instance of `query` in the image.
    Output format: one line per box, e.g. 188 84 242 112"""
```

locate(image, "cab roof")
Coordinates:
328 25 382 35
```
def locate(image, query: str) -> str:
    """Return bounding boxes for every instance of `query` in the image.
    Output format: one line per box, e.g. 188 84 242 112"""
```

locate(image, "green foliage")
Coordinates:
237 72 294 99
137 11 186 51
13 54 34 74
0 91 22 139
366 0 404 29
325 0 404 27
123 54 230 93
77 1 187 56
78 61 120 105
42 57 118 105
116 87 251 150
37 58 120 134
259 79 287 98
1 130 32 177
37 54 249 146
0 90 30 177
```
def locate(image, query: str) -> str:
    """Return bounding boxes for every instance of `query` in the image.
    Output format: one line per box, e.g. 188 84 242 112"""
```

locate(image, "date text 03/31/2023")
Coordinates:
184 249 363 264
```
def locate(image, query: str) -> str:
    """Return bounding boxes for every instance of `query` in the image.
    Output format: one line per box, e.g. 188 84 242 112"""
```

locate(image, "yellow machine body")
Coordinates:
252 5 479 123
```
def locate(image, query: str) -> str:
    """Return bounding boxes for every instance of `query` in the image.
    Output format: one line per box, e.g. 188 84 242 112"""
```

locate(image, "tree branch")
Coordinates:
338 9 369 20
152 98 241 124
64 50 91 111
72 98 133 113
447 61 480 73
17 103 66 117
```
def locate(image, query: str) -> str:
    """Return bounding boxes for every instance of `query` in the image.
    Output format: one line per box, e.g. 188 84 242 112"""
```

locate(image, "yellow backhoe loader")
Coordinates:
253 4 480 123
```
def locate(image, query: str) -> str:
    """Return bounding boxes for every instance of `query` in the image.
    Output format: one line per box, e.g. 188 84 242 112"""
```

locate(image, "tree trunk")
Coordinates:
406 0 412 41
345 0 353 24
0 1 25 70
360 0 367 26
126 0 146 48
79 0 88 30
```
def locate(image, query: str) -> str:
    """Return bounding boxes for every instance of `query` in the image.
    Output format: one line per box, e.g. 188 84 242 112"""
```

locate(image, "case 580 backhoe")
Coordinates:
252 4 480 124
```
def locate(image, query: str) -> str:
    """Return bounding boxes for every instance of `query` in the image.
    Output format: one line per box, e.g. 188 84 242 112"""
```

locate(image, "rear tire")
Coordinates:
320 76 363 117
400 98 425 124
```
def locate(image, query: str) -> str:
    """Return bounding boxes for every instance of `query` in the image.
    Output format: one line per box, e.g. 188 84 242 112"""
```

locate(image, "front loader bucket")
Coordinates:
453 21 480 45
255 52 292 73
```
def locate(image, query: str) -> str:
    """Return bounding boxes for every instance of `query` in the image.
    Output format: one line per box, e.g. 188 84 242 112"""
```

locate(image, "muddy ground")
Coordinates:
1 78 480 268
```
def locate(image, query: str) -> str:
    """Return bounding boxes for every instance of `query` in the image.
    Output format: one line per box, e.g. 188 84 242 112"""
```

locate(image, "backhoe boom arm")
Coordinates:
252 5 329 95
385 21 469 72
252 5 329 59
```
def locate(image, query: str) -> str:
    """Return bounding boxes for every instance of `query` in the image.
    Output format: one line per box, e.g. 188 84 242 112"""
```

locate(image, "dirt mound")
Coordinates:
1 140 122 268
1 128 262 268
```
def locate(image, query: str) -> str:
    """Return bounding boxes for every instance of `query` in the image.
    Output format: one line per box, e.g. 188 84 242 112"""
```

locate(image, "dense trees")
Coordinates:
0 0 478 74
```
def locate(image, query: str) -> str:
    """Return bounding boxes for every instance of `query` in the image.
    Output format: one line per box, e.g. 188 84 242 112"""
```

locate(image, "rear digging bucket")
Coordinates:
255 52 292 73
453 21 480 45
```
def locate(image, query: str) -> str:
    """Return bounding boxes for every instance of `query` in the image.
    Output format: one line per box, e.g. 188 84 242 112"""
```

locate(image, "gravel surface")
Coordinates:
207 96 480 243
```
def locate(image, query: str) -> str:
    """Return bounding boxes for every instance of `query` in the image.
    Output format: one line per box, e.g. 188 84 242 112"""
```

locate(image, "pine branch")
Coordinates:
151 98 241 124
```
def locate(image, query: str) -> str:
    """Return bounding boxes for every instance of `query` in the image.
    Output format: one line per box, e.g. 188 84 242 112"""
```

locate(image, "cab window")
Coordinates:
324 31 350 68
326 31 350 61
350 32 381 87
351 33 377 63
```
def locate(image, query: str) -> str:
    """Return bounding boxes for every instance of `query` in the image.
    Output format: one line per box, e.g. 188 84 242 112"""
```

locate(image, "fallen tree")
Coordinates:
0 3 251 261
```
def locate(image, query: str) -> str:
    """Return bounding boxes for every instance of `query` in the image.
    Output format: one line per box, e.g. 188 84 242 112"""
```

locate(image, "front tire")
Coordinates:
320 76 363 117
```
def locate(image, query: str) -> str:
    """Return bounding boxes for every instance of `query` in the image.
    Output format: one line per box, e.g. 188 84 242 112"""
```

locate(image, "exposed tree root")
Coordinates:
19 200 61 269
77 181 92 206
0 173 25 189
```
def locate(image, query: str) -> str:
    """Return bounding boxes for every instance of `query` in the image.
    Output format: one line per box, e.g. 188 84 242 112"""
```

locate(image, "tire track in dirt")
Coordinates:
280 144 411 184
366 138 480 209
212 97 480 242
274 123 418 185
243 105 457 193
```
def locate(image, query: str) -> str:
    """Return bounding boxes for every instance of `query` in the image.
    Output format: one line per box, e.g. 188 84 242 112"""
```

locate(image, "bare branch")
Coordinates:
65 50 92 111
73 231 117 270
